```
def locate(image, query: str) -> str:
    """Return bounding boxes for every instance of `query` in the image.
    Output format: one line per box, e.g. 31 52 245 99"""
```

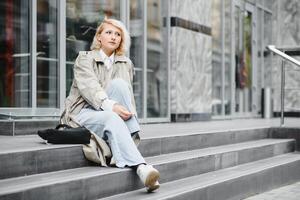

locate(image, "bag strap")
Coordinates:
55 124 72 129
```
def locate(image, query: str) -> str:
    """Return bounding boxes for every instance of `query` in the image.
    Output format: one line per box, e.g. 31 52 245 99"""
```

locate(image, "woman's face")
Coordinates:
97 23 122 56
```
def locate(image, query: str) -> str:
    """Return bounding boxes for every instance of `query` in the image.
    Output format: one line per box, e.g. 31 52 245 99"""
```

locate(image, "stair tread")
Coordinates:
0 133 291 155
100 152 300 200
0 126 270 154
0 118 273 137
0 167 125 194
147 138 294 164
0 138 294 195
0 135 81 154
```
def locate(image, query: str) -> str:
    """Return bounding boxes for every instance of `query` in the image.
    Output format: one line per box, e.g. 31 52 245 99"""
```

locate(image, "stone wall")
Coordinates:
272 0 300 112
170 0 212 119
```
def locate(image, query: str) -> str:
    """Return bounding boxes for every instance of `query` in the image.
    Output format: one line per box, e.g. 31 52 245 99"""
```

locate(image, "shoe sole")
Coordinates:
147 184 160 193
145 170 160 192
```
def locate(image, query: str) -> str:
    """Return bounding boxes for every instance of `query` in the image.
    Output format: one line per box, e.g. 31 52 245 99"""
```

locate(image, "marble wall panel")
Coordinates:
170 27 212 114
272 0 300 111
170 27 178 113
170 0 211 26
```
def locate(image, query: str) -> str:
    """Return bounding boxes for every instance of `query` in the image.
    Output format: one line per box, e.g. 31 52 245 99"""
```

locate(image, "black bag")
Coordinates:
37 124 91 144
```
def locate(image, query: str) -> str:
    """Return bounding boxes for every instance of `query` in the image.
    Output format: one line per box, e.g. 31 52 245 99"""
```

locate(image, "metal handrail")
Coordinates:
267 45 300 66
267 45 300 126
276 46 300 56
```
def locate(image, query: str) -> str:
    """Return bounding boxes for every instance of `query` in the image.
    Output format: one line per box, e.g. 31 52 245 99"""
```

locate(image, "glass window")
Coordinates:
211 0 222 115
147 0 168 118
234 5 242 113
130 0 144 117
257 8 263 114
37 0 58 107
224 0 232 115
0 0 30 107
66 0 120 96
243 10 253 112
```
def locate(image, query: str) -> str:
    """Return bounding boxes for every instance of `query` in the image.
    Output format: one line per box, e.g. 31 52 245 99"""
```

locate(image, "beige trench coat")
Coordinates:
60 50 140 166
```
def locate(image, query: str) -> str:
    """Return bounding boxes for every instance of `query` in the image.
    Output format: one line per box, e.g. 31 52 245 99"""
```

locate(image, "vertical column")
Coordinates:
221 0 225 116
31 0 37 108
230 0 235 116
59 0 66 110
143 0 147 119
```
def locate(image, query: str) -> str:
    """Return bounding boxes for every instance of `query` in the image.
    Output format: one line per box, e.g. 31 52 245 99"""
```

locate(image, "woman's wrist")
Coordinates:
101 99 117 111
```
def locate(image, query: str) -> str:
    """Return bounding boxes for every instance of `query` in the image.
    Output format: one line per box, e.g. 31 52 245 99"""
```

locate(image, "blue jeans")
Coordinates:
75 79 145 168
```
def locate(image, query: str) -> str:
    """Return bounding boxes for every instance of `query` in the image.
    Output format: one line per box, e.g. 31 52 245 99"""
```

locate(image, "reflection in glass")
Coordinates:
130 0 144 117
244 11 253 112
0 0 30 107
235 8 253 113
147 0 168 118
257 8 262 114
234 6 241 113
224 0 232 115
66 0 120 96
211 0 222 115
37 0 58 107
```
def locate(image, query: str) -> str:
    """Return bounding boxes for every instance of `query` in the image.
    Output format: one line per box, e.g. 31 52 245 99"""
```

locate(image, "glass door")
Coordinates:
233 1 257 116
129 0 169 122
66 0 121 96
146 0 169 119
0 0 31 107
130 0 144 118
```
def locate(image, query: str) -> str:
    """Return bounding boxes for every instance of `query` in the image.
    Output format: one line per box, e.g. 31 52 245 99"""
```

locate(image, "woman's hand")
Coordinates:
112 104 133 121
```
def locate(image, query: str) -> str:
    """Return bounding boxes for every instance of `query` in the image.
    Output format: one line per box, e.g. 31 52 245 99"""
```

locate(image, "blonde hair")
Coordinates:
90 18 130 56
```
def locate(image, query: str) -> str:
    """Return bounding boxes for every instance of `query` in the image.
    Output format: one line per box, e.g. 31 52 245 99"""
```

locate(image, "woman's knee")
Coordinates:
80 110 121 125
103 111 123 123
108 78 130 94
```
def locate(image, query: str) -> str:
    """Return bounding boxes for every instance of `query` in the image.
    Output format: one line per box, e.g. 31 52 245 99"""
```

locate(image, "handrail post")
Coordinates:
280 60 285 127
267 45 300 127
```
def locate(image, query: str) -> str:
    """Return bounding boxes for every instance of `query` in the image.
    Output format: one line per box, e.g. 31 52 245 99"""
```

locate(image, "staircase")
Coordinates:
0 119 299 200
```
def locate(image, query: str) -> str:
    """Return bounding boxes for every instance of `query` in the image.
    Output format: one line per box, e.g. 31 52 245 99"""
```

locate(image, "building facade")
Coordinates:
1 0 298 122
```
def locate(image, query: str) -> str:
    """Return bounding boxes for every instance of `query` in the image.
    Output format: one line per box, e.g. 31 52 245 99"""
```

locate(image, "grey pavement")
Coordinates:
244 181 300 200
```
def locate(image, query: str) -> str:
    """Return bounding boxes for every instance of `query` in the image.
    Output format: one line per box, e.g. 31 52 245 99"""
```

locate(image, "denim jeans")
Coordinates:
75 78 145 167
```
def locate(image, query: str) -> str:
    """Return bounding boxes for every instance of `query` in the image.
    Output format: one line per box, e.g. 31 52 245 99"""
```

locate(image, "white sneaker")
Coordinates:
146 180 160 192
137 164 160 192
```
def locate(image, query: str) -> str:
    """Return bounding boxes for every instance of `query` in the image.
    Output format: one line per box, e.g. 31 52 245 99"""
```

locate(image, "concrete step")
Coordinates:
0 135 90 179
146 139 295 183
0 139 295 200
139 127 270 157
0 127 271 179
0 119 271 137
0 119 58 136
100 152 300 200
244 180 300 200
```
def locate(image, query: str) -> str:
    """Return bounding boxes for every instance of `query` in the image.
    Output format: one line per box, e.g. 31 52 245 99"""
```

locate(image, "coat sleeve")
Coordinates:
73 52 108 110
128 59 135 84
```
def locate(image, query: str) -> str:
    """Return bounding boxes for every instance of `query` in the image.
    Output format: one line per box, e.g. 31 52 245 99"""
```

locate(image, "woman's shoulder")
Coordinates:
74 51 95 68
76 50 98 62
77 50 93 57
76 51 91 59
115 54 132 65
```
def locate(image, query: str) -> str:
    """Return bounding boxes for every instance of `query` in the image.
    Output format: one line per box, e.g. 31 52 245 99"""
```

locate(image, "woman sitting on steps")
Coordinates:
60 18 160 192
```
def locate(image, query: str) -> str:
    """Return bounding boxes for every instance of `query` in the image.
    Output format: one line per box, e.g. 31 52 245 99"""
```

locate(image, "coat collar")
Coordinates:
90 49 128 64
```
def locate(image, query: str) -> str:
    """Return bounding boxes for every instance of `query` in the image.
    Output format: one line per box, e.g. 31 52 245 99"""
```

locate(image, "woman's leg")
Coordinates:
75 108 145 168
105 79 160 192
76 78 160 192
106 78 140 134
